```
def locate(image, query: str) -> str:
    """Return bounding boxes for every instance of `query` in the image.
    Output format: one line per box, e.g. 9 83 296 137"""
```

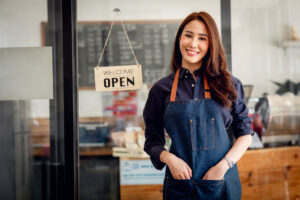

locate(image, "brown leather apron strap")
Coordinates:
170 69 180 102
170 69 211 101
204 76 211 99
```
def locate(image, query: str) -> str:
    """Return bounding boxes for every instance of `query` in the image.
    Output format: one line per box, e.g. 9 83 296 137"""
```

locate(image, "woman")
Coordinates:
143 11 253 200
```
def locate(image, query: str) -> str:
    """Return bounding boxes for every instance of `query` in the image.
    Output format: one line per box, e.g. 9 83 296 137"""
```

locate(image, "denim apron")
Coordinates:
163 69 241 200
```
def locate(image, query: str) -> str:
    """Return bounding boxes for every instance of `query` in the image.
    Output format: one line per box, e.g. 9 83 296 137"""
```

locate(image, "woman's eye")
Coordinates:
199 37 207 41
185 34 192 38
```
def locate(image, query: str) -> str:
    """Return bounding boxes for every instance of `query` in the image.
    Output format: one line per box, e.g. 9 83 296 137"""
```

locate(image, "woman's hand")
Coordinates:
202 159 229 180
160 151 192 180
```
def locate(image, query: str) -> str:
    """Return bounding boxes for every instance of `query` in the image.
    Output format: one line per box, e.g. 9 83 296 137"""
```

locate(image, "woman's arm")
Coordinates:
160 150 192 180
143 84 168 170
202 134 252 180
224 134 253 164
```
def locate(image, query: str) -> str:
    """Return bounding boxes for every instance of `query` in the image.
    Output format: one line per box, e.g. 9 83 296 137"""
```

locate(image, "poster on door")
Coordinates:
120 159 165 185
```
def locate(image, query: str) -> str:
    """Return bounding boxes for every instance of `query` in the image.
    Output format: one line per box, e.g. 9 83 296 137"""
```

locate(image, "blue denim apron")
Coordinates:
163 69 241 200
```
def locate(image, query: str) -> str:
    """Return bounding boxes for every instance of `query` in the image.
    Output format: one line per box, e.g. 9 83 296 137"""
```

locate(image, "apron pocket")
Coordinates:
194 179 225 199
190 118 215 151
164 177 193 200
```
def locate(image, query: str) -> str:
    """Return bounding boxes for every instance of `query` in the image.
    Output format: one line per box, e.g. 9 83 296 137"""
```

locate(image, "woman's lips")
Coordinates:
186 49 200 56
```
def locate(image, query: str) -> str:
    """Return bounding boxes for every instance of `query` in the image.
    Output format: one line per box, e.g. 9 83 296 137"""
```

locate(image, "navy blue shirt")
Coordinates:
143 67 253 170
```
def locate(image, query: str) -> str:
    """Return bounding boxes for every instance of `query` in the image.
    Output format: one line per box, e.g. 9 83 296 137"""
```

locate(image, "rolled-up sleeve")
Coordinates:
231 78 254 138
143 85 167 170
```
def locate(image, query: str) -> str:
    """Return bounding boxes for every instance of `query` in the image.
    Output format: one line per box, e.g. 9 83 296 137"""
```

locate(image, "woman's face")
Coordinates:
179 19 209 69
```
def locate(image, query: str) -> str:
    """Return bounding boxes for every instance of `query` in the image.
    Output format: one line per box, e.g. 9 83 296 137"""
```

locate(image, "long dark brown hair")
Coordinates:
171 11 237 108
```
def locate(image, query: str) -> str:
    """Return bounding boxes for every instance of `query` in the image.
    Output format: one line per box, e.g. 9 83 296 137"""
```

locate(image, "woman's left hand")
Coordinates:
202 159 229 180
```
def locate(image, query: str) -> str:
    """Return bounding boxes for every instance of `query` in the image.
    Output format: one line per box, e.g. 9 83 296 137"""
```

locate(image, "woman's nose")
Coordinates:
191 38 198 47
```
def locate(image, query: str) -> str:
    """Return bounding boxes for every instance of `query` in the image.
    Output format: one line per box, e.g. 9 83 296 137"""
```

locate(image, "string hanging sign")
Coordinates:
94 8 143 92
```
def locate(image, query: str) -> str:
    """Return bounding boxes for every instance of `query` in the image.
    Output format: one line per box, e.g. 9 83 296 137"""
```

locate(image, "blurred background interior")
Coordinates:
0 0 300 199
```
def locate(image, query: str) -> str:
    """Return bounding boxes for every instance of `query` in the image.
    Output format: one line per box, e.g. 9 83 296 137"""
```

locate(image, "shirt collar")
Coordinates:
177 67 203 79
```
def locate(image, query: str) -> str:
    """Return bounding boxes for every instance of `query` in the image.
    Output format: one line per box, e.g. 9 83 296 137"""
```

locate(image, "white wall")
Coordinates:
231 0 300 97
77 0 220 23
0 0 47 47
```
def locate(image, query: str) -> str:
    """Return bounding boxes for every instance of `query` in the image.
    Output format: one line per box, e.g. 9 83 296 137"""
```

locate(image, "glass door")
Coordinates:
0 0 78 199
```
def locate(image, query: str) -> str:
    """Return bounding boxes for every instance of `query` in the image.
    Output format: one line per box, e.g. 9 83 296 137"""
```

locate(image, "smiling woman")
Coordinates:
143 11 253 200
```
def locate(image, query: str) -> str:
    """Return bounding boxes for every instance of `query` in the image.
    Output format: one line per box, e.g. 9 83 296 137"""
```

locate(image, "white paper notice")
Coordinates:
120 159 165 185
0 47 53 101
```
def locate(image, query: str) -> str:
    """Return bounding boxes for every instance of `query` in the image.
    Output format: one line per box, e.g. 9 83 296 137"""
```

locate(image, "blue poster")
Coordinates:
120 159 165 185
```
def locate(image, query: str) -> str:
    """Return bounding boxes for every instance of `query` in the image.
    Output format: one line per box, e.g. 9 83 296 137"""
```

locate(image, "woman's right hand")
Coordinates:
160 150 192 180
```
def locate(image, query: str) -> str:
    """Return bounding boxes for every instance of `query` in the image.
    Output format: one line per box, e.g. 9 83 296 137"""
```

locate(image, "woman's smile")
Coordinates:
185 49 200 56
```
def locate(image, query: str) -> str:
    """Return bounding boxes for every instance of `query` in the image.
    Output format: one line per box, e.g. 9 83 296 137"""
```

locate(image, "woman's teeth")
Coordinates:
186 49 199 56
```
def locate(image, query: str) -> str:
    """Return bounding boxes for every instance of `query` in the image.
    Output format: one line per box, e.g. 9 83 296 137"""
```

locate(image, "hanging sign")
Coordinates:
94 65 142 91
94 8 143 92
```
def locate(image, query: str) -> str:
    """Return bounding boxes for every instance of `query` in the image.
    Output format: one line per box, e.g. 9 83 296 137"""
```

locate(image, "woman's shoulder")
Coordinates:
229 74 247 101
230 74 243 89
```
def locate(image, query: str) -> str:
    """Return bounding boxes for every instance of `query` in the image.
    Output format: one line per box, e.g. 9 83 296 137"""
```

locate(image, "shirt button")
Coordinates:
186 70 189 74
191 84 194 87
185 75 188 78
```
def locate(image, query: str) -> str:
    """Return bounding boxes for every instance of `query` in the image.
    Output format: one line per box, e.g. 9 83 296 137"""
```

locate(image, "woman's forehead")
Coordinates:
183 20 208 35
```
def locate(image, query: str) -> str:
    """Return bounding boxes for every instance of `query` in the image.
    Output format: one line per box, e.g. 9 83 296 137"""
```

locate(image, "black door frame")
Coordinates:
47 0 78 199
221 0 232 71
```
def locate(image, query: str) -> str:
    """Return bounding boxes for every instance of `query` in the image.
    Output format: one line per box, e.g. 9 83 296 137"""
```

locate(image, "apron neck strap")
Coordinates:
170 69 211 102
170 69 180 102
204 76 211 99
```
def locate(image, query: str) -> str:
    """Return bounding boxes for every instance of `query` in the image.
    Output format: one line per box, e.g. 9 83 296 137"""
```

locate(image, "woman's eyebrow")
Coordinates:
184 30 208 37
